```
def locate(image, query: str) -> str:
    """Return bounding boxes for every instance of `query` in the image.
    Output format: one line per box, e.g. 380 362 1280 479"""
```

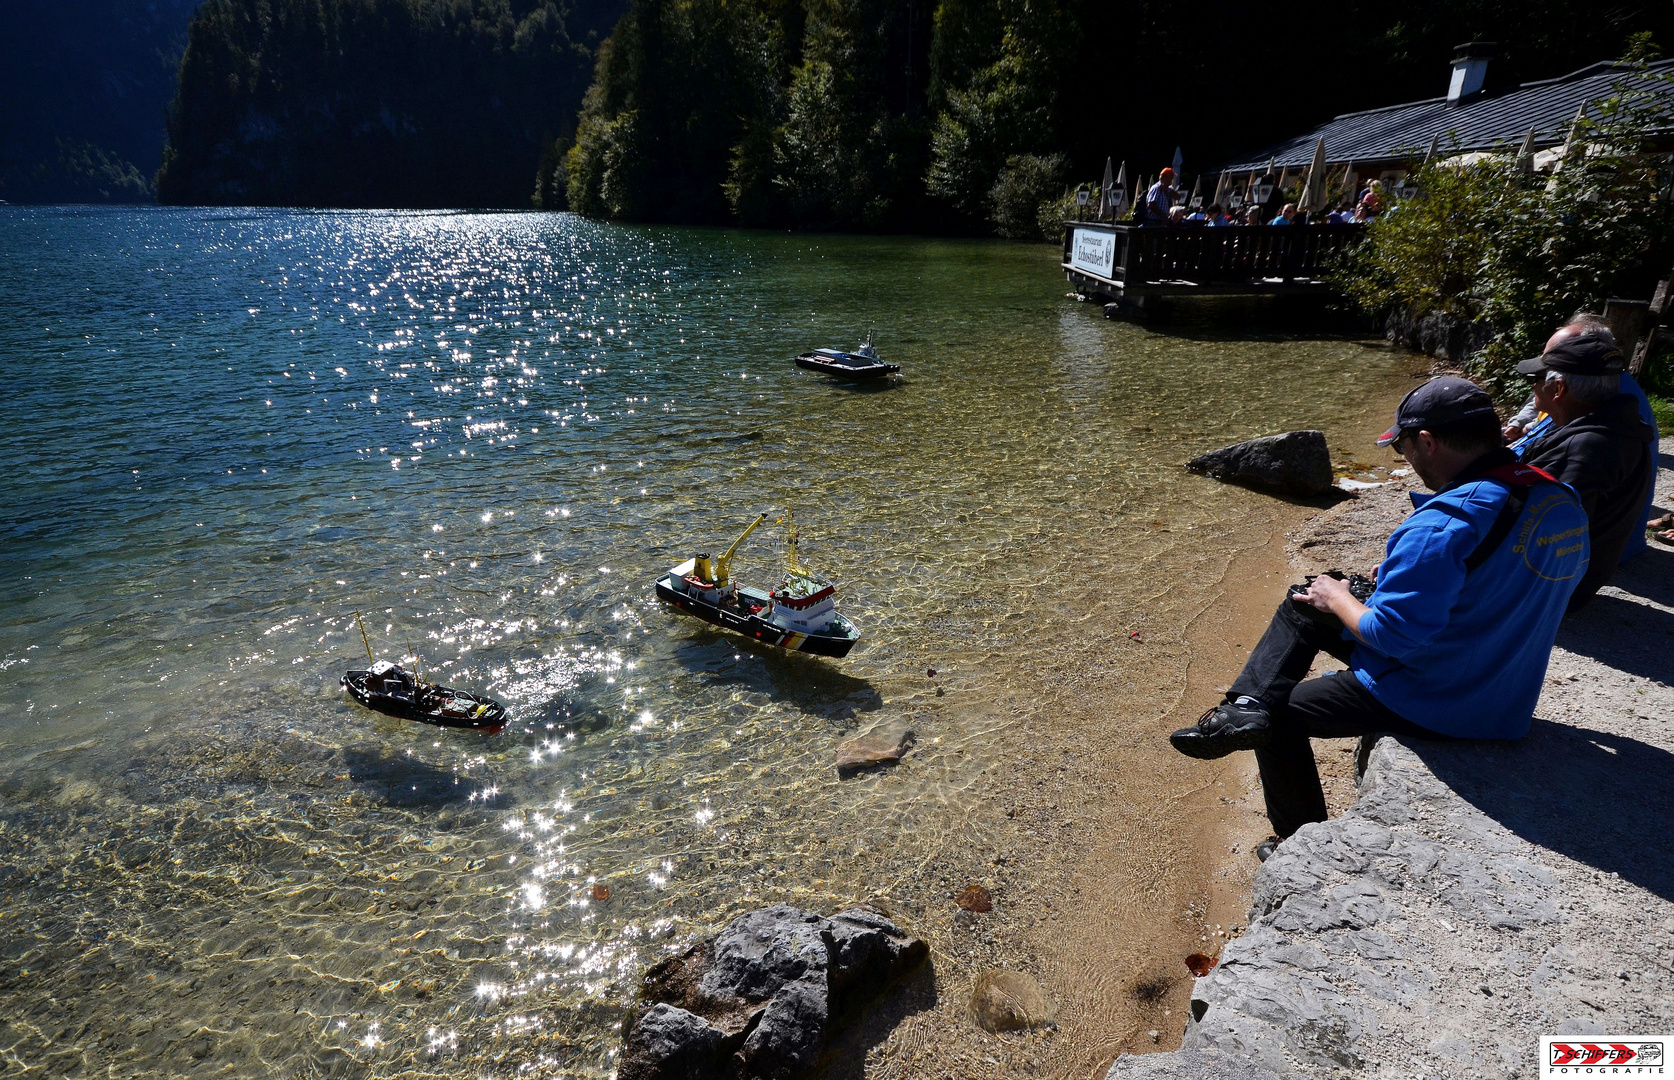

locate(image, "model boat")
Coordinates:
342 658 507 732
794 330 900 380
655 510 861 658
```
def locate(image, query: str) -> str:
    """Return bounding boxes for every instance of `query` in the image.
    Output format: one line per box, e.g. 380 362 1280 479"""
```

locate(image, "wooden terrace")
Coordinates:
1061 221 1366 307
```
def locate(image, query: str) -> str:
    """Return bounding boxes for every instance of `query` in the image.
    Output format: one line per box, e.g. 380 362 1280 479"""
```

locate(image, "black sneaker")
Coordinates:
1169 696 1272 759
1255 838 1280 862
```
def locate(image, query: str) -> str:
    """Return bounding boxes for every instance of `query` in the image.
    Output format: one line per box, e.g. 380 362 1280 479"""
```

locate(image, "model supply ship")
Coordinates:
794 330 900 380
655 510 861 658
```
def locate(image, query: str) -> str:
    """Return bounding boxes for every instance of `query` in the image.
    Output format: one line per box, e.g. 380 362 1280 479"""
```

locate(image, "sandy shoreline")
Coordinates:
828 365 1423 1080
1126 443 1674 1078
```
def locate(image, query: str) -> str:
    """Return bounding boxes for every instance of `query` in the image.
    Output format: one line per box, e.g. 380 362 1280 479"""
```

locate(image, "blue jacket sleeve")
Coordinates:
1353 511 1475 660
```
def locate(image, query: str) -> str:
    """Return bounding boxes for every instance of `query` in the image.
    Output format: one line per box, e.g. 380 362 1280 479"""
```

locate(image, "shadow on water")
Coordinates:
1182 473 1355 510
1414 720 1674 904
670 630 882 721
343 743 505 808
1084 296 1376 342
817 959 939 1080
817 376 905 394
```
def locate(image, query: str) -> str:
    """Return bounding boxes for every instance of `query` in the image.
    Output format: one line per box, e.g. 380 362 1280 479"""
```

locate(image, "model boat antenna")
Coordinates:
711 512 768 585
352 609 375 664
783 507 815 578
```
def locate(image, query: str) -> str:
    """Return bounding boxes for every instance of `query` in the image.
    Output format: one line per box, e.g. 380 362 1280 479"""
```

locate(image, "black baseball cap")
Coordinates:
1515 336 1625 377
1376 376 1499 447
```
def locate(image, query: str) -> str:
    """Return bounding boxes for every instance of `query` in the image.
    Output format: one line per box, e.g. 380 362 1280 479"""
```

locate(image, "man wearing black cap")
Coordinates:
1169 378 1589 846
1515 334 1656 609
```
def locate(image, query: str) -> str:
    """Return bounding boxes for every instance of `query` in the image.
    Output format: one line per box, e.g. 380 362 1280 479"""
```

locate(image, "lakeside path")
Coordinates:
1109 439 1674 1078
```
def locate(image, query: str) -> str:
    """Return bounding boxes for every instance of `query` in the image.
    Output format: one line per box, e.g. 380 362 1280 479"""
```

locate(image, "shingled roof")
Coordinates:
1221 59 1674 173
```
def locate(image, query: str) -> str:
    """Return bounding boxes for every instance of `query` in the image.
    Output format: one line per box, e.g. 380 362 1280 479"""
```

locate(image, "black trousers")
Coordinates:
1229 598 1447 839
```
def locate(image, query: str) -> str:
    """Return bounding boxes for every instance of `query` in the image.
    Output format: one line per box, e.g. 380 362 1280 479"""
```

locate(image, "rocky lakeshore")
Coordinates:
1108 442 1674 1078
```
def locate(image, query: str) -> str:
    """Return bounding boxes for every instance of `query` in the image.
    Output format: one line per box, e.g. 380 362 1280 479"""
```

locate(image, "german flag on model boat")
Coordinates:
654 510 860 658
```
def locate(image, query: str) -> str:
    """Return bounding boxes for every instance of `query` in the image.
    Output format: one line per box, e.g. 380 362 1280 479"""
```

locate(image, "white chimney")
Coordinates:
1448 42 1494 104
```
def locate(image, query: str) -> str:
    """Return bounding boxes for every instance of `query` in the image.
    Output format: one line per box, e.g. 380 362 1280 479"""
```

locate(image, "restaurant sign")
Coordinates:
1070 228 1117 278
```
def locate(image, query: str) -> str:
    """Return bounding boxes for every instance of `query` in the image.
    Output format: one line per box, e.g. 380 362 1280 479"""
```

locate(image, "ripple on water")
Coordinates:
0 208 1416 1076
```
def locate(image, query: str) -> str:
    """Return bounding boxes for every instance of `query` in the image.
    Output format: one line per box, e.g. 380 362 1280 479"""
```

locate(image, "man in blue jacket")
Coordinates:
1170 378 1589 842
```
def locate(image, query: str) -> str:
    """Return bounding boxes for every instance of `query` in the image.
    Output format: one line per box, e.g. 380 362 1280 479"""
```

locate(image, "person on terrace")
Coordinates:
1357 179 1384 217
1168 378 1588 850
1143 168 1178 226
1268 203 1297 225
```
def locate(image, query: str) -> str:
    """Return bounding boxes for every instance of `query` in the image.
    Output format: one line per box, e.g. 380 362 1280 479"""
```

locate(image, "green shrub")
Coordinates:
990 153 1066 240
1337 71 1674 399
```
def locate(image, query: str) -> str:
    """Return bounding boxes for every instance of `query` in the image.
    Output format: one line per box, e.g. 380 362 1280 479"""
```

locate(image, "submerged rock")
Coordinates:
834 726 914 776
618 904 927 1080
969 969 1056 1032
1187 431 1334 497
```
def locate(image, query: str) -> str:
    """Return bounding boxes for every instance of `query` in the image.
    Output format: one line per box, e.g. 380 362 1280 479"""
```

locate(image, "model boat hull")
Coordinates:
794 351 900 380
655 574 860 658
341 668 507 732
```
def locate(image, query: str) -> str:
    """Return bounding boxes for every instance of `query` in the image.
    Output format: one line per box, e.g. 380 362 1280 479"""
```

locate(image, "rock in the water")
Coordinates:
619 1004 731 1080
834 727 914 775
700 905 830 1005
969 969 1056 1032
622 904 927 1080
1186 431 1334 497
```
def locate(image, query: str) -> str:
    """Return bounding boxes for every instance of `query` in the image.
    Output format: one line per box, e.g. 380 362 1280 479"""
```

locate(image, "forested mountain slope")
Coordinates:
0 0 201 203
562 0 1674 231
156 0 623 207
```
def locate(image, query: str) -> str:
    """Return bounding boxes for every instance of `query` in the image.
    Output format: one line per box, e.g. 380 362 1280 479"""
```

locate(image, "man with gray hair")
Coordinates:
1516 332 1656 609
1506 315 1659 562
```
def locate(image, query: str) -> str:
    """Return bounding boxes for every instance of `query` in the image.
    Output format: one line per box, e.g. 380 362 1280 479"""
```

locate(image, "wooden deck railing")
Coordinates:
1062 221 1367 294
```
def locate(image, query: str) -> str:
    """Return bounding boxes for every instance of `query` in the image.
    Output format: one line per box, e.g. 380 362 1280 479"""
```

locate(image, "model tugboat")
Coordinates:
655 510 861 658
341 614 507 732
794 330 900 380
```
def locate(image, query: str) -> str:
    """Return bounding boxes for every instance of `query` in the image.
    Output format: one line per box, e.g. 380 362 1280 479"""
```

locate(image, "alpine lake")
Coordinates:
0 207 1418 1078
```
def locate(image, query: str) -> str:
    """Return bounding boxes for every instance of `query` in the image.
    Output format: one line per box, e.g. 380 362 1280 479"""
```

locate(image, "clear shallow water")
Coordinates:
0 207 1414 1077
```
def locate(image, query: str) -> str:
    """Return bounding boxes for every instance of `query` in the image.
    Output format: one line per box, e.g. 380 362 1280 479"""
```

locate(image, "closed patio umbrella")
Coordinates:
1299 137 1327 212
1546 105 1587 194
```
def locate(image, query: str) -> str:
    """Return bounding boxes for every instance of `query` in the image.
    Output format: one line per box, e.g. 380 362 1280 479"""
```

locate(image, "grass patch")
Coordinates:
1648 394 1674 434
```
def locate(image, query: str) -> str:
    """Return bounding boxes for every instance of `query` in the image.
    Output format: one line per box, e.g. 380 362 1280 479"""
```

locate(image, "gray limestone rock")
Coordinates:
619 1004 732 1080
1105 1048 1280 1080
1186 431 1334 496
700 905 830 1006
619 904 926 1080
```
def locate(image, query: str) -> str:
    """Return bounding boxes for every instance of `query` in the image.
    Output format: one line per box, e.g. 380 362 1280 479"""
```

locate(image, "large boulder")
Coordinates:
618 904 927 1080
1187 430 1334 497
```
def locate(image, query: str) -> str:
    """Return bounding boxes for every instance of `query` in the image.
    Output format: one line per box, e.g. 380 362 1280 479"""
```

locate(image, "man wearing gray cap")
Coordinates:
1515 334 1656 609
1169 378 1589 845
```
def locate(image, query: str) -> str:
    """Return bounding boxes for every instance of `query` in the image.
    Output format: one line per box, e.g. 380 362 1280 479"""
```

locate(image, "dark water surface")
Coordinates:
0 207 1413 1077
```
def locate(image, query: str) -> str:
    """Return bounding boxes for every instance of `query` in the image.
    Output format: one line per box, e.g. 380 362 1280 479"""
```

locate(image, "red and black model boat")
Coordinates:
342 660 507 733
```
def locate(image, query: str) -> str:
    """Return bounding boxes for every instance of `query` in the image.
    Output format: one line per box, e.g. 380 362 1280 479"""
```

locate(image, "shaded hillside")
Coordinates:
157 0 624 207
562 0 1674 232
0 0 200 203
